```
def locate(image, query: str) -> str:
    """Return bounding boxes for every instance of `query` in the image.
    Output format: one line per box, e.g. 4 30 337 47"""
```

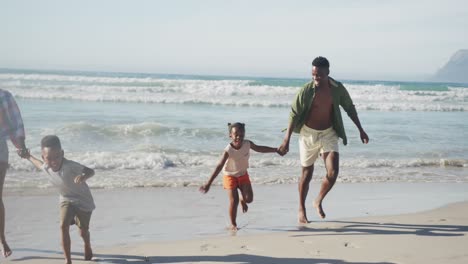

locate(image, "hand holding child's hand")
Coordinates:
199 184 210 194
276 148 286 156
277 141 289 156
17 148 30 159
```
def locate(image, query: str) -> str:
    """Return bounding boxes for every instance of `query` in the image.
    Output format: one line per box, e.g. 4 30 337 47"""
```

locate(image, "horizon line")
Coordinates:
0 66 462 85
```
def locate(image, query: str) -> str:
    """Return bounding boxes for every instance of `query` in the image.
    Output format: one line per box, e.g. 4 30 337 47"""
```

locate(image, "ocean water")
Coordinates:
1 69 467 191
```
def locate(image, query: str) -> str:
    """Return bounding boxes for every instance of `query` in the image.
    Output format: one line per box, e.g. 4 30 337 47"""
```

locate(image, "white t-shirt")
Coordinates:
42 158 95 212
222 140 251 177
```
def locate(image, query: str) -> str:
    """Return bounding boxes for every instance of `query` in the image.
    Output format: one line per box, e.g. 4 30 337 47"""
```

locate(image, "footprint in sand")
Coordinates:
240 245 249 251
343 242 358 248
307 249 322 256
240 245 262 252
200 243 217 251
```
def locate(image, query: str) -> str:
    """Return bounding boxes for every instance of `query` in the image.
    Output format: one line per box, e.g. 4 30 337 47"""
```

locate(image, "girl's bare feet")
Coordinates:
241 200 248 213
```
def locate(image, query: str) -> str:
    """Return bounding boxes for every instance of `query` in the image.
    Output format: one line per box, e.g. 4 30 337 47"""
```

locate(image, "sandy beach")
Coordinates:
3 183 468 264
5 200 468 264
92 201 468 264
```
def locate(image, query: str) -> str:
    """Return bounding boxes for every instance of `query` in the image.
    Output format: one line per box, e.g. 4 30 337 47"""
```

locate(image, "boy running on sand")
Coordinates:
23 135 95 264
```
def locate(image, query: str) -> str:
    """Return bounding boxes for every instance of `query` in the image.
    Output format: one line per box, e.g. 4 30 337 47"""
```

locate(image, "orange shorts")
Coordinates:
223 173 251 190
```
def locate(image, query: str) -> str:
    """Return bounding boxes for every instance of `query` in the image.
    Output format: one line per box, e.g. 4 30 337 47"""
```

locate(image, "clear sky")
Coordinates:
1 0 467 81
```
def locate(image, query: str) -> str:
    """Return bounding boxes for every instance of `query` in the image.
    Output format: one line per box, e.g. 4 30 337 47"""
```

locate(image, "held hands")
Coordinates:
277 140 289 156
17 148 30 159
275 148 286 156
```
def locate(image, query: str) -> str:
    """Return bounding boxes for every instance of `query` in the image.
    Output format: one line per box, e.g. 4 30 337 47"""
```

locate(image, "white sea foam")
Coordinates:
345 84 468 111
47 121 225 138
7 147 467 190
2 73 467 111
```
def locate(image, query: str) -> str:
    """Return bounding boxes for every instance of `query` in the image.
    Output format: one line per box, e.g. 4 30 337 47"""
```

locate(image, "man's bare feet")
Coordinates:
313 199 326 219
241 200 248 213
1 241 12 258
298 210 309 224
84 245 93 261
65 258 72 264
229 225 238 231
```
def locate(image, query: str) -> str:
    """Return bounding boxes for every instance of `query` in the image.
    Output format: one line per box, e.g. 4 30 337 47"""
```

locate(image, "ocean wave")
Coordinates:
0 73 217 86
39 121 226 139
8 149 468 173
2 72 468 111
5 83 297 108
6 164 468 190
8 152 296 172
6 145 468 189
341 158 468 168
344 84 468 111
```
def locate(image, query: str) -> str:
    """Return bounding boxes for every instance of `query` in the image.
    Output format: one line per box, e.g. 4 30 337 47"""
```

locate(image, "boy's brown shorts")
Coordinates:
60 201 92 229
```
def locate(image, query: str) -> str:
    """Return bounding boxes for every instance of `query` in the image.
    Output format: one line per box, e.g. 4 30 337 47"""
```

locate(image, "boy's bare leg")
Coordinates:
80 228 92 260
313 152 339 219
238 183 253 213
0 163 12 258
298 165 313 223
61 223 72 264
227 189 239 230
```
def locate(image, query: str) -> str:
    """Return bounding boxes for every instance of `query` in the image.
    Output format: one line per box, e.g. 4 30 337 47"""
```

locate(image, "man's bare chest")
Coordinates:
311 88 333 109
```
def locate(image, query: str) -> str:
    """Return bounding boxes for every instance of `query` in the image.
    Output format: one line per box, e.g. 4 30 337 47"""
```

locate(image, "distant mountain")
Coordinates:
433 49 468 83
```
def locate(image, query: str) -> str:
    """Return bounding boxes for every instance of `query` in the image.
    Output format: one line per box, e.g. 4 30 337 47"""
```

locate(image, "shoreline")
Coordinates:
5 200 468 264
4 182 468 263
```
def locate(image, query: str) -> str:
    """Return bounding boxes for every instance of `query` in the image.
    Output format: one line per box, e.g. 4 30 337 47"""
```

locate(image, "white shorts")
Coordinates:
299 126 339 167
0 139 8 163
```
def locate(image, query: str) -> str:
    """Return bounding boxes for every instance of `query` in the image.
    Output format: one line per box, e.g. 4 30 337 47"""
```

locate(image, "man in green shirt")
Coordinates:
278 57 369 223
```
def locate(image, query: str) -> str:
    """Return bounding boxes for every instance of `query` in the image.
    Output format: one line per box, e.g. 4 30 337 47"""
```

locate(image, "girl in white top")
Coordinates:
200 122 282 230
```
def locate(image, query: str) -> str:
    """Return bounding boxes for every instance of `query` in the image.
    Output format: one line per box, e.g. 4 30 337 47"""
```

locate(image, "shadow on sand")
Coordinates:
290 220 468 238
12 221 467 264
11 248 395 264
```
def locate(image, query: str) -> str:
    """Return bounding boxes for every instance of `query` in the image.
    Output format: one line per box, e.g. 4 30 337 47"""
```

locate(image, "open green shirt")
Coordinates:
289 77 357 145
